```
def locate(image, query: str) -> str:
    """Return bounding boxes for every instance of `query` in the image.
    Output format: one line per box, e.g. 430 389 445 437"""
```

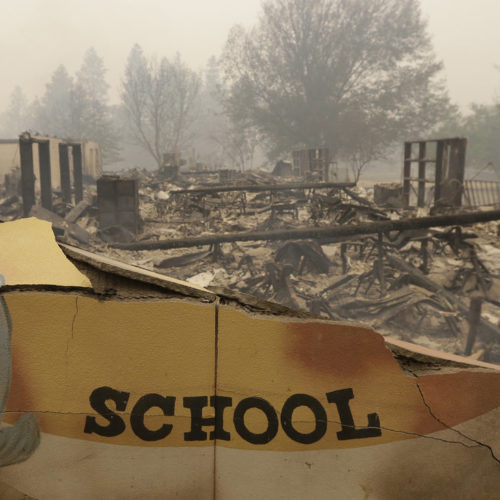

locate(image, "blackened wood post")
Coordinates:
59 143 71 204
377 232 386 295
403 142 412 207
465 296 483 356
72 144 83 204
448 138 467 208
19 135 35 216
420 238 429 274
38 140 52 211
434 140 445 207
418 142 426 208
341 243 347 275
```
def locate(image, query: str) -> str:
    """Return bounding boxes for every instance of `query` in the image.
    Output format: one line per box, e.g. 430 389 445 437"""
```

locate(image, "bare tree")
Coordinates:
121 45 200 167
209 118 260 171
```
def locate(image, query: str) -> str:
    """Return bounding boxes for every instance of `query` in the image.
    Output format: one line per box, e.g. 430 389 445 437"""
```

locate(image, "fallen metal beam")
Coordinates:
172 181 356 195
111 209 500 251
182 170 230 175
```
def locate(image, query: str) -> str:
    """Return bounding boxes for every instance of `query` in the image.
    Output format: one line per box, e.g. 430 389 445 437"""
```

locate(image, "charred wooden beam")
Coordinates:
417 141 426 208
111 209 500 251
172 181 356 195
59 143 71 204
19 136 35 217
71 144 84 204
38 140 52 211
403 142 412 207
342 187 372 206
465 296 483 355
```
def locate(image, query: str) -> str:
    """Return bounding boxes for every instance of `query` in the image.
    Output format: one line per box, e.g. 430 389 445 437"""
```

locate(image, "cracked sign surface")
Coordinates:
0 218 499 499
2 297 500 499
216 309 500 499
2 293 217 499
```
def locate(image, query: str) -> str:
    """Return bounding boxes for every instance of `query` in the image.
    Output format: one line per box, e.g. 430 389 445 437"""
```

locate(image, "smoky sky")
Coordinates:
1 0 499 111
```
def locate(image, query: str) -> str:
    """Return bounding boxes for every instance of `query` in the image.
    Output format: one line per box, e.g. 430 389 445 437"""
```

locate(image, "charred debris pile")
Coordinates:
2 140 500 363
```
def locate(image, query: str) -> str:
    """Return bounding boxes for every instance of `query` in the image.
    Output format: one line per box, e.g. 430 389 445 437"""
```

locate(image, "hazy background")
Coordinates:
1 0 499 110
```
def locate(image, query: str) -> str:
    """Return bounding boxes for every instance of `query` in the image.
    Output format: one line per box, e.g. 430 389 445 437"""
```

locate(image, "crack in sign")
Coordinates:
407 368 500 465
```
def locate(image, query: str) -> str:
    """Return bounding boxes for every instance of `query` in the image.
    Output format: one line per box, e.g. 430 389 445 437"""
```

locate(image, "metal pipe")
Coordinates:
171 181 356 195
111 209 500 251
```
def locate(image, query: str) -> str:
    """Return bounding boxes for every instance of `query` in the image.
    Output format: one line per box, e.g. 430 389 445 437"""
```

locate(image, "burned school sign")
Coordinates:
4 295 395 452
3 293 500 457
1 219 500 499
84 387 381 445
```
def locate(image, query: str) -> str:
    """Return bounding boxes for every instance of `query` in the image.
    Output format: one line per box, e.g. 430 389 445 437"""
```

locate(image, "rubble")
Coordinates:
2 140 500 365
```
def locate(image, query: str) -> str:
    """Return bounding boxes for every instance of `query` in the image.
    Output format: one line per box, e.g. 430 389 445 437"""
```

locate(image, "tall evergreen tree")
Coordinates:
37 65 73 137
73 47 119 161
34 50 118 162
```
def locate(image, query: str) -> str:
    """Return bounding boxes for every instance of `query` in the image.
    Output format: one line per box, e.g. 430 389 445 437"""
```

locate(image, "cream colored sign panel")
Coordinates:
1 293 216 499
216 307 500 499
1 297 498 499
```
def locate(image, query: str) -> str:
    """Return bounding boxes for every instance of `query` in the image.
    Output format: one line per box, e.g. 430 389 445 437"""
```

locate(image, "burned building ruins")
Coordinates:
1 138 500 365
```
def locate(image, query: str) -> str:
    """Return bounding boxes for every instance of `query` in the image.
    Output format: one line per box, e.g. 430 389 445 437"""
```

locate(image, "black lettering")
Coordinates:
183 396 232 441
211 396 232 441
84 386 129 437
233 397 278 445
281 394 327 444
326 388 381 440
130 394 176 442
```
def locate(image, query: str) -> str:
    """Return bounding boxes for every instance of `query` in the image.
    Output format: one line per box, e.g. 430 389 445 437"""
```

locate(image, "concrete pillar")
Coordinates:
59 143 71 204
403 142 412 207
72 144 83 204
97 175 140 234
19 136 35 217
38 140 52 211
417 142 426 208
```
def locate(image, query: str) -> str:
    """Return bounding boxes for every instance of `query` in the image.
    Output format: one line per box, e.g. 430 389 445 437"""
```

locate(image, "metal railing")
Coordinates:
463 180 500 207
